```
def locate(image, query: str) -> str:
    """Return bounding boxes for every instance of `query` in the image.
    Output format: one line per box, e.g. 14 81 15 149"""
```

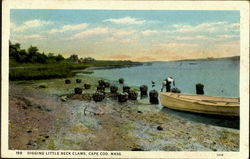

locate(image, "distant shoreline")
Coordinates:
86 63 142 70
143 56 240 63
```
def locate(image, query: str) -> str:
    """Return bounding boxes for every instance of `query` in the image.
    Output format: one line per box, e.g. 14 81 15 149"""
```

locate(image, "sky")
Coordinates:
10 10 240 61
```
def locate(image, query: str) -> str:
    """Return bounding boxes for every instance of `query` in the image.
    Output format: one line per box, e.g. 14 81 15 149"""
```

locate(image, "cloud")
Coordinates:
232 23 240 27
158 54 187 61
175 35 208 41
175 34 238 41
49 23 88 34
12 19 52 32
103 17 145 25
141 21 235 35
111 29 135 36
225 23 240 32
103 29 135 43
108 55 132 60
69 27 134 40
133 56 157 62
208 41 240 57
141 30 159 36
69 27 109 39
10 22 16 29
215 41 240 49
172 21 235 33
14 34 45 40
157 43 197 48
216 34 239 39
105 37 132 43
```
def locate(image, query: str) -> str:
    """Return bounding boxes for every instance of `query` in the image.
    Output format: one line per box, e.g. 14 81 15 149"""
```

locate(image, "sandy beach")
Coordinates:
9 74 239 151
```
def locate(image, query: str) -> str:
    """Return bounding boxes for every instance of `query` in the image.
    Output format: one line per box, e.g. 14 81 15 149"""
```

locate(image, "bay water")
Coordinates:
88 58 239 98
86 58 240 129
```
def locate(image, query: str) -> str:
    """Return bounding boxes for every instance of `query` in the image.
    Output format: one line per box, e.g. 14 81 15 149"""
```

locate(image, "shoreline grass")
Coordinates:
9 61 142 81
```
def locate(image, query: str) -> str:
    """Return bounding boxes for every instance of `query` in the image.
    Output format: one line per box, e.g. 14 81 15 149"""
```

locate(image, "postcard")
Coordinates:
1 0 249 158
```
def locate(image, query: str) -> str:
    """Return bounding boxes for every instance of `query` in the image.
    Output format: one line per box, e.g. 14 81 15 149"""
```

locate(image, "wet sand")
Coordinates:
9 74 239 151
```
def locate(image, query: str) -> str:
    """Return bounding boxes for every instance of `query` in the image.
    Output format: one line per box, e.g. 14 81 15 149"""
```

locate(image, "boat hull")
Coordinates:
160 92 239 116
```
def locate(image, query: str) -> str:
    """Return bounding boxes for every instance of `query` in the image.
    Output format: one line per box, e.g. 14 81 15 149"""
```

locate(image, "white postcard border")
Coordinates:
2 1 249 158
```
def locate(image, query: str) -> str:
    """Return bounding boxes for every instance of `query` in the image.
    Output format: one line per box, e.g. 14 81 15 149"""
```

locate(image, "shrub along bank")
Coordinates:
9 42 141 80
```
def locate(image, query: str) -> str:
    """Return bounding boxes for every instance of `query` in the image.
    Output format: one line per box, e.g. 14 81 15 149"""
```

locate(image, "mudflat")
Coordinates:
9 75 239 151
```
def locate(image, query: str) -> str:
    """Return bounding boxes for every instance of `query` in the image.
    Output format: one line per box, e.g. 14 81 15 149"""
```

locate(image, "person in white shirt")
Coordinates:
161 77 175 92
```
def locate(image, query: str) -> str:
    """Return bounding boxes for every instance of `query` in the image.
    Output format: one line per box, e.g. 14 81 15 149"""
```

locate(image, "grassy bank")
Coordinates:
9 61 142 81
9 41 142 81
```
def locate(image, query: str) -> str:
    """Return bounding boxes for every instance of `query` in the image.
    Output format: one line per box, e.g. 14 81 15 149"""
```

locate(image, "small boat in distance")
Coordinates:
160 92 240 117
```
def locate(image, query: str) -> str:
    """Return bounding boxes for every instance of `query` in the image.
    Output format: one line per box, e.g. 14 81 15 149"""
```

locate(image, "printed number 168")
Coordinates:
16 151 22 155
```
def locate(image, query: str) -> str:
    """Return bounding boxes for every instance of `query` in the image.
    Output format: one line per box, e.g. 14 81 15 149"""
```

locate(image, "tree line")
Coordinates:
9 41 96 64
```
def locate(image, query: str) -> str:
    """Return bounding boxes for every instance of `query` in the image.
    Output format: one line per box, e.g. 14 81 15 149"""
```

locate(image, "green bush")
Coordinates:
9 66 74 80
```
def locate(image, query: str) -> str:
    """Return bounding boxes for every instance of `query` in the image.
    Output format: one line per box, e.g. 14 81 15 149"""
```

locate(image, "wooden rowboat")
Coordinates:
160 92 240 116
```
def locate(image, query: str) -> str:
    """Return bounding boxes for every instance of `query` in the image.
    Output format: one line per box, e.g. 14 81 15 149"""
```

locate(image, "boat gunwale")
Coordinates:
160 92 240 107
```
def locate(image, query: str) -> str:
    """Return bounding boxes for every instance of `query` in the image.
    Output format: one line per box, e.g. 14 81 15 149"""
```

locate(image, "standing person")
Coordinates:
166 77 175 92
161 77 175 92
161 80 166 92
